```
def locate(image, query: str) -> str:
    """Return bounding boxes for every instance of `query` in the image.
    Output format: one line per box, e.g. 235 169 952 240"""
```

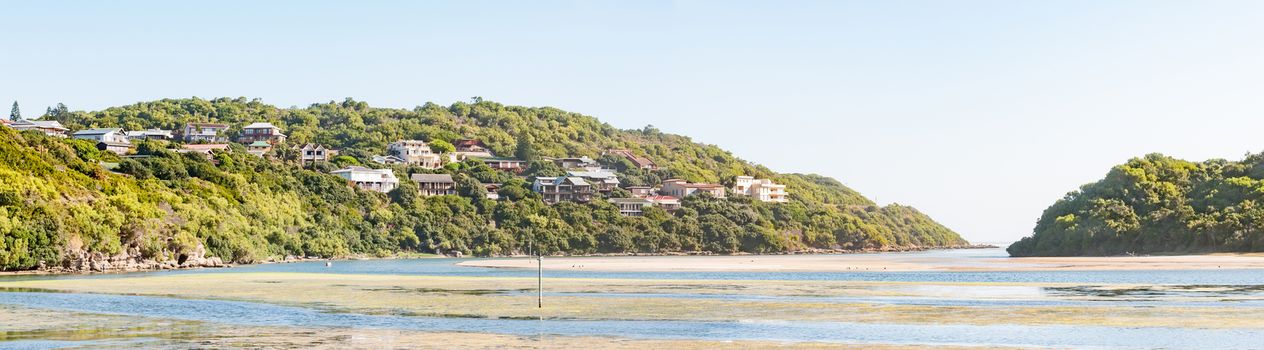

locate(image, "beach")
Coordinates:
457 252 1264 272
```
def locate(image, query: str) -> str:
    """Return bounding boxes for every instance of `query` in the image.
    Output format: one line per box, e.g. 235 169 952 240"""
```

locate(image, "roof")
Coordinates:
243 122 279 129
646 195 680 202
182 144 231 151
73 128 122 136
186 122 228 128
454 139 484 147
534 176 591 187
567 169 618 179
11 120 68 130
126 129 173 137
479 157 524 162
248 141 272 147
625 186 652 189
97 141 134 148
410 174 454 183
296 143 334 151
609 197 651 204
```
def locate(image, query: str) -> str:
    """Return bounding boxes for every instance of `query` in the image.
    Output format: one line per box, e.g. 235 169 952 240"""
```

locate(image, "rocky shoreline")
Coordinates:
2 244 998 276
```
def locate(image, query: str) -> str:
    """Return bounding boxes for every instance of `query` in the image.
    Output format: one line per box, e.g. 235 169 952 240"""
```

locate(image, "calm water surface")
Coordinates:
3 248 1263 349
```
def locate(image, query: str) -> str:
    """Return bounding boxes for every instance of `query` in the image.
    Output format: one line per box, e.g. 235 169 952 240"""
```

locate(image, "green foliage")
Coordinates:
0 97 966 271
429 139 455 154
1010 153 1264 256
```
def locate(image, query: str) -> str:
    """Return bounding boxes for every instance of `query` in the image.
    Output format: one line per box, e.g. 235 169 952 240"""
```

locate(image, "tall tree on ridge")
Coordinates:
8 101 19 121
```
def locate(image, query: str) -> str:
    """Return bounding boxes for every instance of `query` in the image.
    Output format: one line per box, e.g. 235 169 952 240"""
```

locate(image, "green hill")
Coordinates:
0 97 966 271
1009 153 1264 257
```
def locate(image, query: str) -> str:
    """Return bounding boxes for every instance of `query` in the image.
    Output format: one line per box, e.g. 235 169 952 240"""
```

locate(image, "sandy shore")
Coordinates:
456 251 1264 272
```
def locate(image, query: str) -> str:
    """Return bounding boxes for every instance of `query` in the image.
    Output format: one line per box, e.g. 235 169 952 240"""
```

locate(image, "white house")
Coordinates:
387 140 442 169
125 129 174 141
183 123 229 143
661 179 726 198
567 168 619 192
733 176 788 203
72 128 133 155
296 144 337 164
610 197 652 216
331 166 399 193
10 120 69 138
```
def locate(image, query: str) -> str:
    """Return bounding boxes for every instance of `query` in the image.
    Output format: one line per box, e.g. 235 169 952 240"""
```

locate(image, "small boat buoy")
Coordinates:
325 261 332 267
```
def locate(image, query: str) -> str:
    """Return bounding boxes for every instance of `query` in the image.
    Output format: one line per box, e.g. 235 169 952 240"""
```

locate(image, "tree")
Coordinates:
9 101 20 121
455 174 487 199
429 139 455 154
514 136 536 161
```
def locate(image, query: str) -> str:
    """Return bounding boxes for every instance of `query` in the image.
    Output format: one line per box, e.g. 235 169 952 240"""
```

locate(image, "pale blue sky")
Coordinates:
4 1 1264 243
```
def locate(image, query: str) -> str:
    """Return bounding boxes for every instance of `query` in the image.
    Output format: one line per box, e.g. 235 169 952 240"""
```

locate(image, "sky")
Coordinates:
4 0 1264 243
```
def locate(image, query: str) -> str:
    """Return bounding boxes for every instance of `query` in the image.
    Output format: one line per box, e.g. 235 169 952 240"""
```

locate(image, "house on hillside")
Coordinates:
387 140 442 169
410 173 456 197
178 144 231 161
296 144 337 164
10 120 69 138
72 128 133 155
479 157 527 173
183 123 229 143
532 177 593 204
453 139 493 158
625 186 656 197
371 154 406 165
606 149 657 170
125 129 174 141
733 176 788 203
246 141 272 157
239 122 287 144
483 183 502 200
646 195 681 211
610 197 652 217
661 179 726 199
0 119 11 127
552 156 599 169
566 168 619 192
332 166 399 193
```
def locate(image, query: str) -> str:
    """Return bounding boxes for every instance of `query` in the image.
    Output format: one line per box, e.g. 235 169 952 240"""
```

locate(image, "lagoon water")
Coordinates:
3 248 1264 349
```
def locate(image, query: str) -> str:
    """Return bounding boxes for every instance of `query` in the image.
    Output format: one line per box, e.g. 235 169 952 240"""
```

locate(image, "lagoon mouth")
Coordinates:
1 291 1262 349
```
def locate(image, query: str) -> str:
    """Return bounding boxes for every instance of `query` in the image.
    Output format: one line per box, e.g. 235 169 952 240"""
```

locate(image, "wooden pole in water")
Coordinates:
537 255 543 308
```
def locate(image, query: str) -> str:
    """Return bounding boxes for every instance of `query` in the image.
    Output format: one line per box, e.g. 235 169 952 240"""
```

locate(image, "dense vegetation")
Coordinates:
0 97 966 270
1009 153 1264 256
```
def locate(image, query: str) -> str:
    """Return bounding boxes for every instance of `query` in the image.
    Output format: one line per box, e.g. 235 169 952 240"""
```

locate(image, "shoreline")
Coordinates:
0 245 993 277
457 250 1264 273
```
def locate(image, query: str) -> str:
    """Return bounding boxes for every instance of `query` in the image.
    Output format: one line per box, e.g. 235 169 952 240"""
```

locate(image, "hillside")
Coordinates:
0 98 966 271
1009 153 1264 257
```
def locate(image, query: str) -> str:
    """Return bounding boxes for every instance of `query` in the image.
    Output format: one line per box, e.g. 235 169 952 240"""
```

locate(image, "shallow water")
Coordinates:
8 248 1262 285
3 248 1264 349
2 291 1261 349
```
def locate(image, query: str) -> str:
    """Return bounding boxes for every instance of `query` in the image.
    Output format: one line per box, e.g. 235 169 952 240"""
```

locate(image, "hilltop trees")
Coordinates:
1009 153 1264 256
9 102 19 121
